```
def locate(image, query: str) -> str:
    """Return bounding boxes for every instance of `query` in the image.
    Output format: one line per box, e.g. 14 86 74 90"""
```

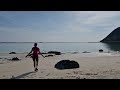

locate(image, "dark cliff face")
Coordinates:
100 27 120 42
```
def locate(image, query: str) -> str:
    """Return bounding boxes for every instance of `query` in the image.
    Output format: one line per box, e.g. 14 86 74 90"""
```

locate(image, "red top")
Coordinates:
32 47 40 57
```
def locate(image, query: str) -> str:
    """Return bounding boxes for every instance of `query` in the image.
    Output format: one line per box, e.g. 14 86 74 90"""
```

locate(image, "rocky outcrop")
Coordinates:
54 60 79 70
100 27 120 42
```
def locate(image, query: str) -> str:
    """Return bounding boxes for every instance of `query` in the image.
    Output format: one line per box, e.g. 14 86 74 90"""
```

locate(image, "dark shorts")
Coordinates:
32 56 38 62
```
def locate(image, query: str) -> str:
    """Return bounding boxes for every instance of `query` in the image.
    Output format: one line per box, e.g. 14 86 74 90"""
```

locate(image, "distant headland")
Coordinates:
100 27 120 43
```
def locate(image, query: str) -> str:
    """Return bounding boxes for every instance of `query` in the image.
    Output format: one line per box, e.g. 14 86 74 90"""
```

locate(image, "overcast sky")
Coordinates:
0 11 120 42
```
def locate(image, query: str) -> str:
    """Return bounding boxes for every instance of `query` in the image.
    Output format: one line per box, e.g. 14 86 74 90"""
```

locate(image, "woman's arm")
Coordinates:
25 49 32 57
38 50 45 58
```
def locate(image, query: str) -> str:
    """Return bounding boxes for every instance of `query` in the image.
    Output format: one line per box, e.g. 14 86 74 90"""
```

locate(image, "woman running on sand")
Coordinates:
26 43 45 72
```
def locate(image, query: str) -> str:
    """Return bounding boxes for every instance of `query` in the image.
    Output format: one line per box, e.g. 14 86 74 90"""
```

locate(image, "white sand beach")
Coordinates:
0 52 120 79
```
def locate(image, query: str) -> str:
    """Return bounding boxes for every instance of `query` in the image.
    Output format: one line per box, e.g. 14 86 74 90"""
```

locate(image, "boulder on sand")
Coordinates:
9 52 16 54
48 51 61 55
54 60 79 70
11 57 20 61
82 51 91 53
99 49 103 52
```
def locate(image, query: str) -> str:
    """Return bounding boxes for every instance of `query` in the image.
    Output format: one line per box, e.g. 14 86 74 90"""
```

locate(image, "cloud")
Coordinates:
65 11 120 33
0 11 120 42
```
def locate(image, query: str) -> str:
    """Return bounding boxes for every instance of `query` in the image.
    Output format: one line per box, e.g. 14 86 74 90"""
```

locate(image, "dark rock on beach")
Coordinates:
11 57 20 61
48 54 54 56
48 51 61 55
99 49 103 52
82 51 91 53
55 60 79 70
9 52 16 54
45 54 54 57
41 52 48 54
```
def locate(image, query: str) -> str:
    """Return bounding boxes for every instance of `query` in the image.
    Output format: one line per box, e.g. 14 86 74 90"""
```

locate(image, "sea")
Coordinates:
0 42 120 53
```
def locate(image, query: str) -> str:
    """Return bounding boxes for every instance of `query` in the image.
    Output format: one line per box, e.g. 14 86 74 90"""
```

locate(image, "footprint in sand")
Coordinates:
46 73 50 76
73 71 83 74
76 76 81 79
68 76 76 78
0 62 4 64
39 77 44 78
41 71 44 73
80 73 98 75
66 73 72 75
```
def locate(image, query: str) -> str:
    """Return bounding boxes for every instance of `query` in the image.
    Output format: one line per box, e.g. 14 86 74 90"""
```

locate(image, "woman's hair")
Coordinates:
34 43 37 47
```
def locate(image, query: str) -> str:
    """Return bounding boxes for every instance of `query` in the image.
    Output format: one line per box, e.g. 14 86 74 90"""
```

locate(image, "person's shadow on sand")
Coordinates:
11 71 35 79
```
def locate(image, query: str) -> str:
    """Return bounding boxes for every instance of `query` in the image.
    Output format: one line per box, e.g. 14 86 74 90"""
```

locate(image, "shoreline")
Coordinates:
0 51 120 64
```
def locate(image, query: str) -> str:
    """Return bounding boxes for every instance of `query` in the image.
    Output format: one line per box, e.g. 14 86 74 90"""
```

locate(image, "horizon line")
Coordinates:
0 41 100 43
